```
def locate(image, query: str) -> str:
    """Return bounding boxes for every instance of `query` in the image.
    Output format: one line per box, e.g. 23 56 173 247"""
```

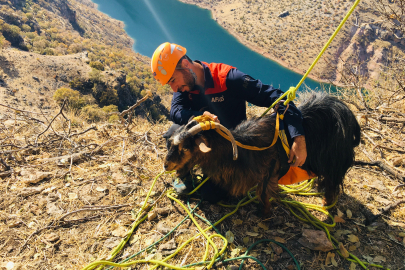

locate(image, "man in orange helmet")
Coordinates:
151 42 307 201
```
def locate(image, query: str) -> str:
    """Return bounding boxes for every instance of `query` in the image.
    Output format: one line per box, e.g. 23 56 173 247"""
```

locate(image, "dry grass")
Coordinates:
0 86 404 269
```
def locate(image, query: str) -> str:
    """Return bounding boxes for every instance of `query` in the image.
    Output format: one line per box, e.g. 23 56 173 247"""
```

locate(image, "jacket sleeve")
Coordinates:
170 92 203 125
226 68 305 138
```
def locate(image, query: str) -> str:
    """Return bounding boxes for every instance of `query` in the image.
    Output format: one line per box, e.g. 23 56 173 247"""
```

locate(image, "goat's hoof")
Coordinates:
256 206 271 218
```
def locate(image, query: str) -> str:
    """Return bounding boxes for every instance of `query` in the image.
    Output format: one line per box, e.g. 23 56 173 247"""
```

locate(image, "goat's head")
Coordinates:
164 119 212 177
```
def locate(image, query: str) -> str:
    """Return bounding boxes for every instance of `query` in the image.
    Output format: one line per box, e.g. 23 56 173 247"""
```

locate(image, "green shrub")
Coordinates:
99 89 118 107
149 104 161 120
53 87 86 110
69 77 85 90
42 47 54 55
89 61 104 71
89 68 103 83
21 24 31 32
80 104 106 122
102 105 118 113
25 13 34 20
108 114 120 123
0 34 10 48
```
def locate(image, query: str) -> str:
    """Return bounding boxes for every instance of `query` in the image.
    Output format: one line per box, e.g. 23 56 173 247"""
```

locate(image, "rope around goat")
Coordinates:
81 171 390 270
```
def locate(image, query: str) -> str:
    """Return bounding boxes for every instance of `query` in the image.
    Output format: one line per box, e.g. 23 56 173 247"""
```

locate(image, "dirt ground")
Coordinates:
0 98 404 270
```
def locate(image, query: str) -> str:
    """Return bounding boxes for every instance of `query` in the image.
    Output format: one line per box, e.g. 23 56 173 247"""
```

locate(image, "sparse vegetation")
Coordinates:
53 87 87 110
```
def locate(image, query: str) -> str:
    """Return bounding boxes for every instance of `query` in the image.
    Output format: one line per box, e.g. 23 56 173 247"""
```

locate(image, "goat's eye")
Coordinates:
183 148 189 152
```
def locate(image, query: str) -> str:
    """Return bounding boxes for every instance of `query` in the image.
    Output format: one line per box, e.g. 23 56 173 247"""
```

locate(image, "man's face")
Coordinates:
167 68 195 93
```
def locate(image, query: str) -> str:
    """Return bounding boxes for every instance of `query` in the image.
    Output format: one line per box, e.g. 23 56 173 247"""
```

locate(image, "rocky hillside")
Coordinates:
0 0 170 119
179 0 405 88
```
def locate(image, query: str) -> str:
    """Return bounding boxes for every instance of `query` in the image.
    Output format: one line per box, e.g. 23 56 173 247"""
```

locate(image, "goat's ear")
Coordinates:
195 137 211 153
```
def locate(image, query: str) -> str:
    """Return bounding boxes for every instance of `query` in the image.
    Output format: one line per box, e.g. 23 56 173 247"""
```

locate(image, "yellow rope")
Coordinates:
193 114 280 151
261 0 362 117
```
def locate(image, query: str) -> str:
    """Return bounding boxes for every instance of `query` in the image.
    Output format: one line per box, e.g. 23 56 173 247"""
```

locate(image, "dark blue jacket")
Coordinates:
170 61 305 138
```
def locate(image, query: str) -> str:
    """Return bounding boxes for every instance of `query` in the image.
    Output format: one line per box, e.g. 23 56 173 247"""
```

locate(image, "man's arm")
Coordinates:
170 92 203 125
226 69 307 166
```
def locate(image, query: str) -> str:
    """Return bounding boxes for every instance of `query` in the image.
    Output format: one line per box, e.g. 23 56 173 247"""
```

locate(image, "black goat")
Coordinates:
164 93 361 213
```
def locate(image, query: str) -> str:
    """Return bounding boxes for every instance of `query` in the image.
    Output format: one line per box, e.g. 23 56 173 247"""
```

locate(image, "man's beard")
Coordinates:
179 69 195 92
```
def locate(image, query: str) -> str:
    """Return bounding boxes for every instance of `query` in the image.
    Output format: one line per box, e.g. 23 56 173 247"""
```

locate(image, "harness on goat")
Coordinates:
192 112 316 188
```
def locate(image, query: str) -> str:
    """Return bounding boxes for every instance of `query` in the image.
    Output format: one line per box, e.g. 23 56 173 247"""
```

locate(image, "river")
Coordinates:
92 0 327 91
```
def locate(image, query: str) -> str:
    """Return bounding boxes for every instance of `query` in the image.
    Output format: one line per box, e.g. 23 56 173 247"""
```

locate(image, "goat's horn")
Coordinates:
215 124 238 160
173 122 203 146
187 123 204 136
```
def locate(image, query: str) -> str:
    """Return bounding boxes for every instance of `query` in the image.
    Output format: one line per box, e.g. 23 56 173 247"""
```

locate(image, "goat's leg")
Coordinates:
256 174 279 217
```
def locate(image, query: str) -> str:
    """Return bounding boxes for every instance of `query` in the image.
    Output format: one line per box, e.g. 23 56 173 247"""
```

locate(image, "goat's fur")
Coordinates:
164 93 361 212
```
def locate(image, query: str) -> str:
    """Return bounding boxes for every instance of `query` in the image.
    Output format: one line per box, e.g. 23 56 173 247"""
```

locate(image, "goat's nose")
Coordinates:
164 163 168 170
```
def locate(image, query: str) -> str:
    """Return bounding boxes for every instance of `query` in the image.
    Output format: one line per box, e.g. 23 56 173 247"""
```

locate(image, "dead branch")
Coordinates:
59 204 131 221
36 150 89 163
362 131 385 158
111 93 151 126
0 157 10 170
354 160 405 182
382 199 405 213
69 126 97 138
379 117 405 123
0 170 12 177
18 223 58 255
375 144 405 153
35 100 67 144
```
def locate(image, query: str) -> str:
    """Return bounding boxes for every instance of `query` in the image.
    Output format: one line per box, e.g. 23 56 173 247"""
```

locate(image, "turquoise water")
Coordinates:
92 0 327 91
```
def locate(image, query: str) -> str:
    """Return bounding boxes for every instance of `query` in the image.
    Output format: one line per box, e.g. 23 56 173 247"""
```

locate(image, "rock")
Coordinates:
112 226 128 238
112 172 126 183
155 207 170 215
116 183 135 196
158 239 176 251
178 229 192 234
4 120 16 127
278 11 289 18
103 237 121 249
46 202 63 216
156 222 171 234
4 261 21 270
32 76 39 81
47 193 59 202
20 169 52 184
44 233 60 242
392 157 403 167
297 229 334 251
20 186 45 196
148 210 157 221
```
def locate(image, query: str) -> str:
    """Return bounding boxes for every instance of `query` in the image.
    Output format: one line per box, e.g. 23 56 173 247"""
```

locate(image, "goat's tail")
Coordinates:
298 92 360 204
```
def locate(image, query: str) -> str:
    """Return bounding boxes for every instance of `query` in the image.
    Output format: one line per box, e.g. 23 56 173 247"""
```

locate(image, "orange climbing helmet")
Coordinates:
151 42 187 85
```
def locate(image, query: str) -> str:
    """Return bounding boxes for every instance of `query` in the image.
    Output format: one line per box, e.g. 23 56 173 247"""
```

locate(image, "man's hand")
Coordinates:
203 111 220 123
288 135 307 167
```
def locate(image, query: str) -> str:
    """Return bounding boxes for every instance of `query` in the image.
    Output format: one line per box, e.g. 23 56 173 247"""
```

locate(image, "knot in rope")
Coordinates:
284 86 297 106
193 115 217 131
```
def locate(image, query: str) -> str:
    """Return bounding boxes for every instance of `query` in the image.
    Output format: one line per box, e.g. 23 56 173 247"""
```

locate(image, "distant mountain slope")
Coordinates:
179 0 405 88
0 0 170 119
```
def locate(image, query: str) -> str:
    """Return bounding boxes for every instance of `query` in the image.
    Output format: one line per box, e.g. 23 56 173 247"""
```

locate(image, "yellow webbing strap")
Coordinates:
260 0 361 117
193 114 280 151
